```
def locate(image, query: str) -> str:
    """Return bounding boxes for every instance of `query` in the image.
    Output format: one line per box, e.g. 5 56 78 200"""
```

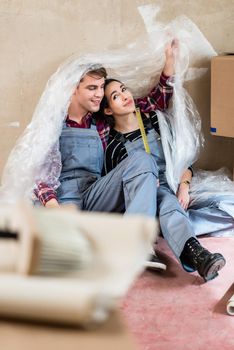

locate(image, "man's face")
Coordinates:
75 74 105 113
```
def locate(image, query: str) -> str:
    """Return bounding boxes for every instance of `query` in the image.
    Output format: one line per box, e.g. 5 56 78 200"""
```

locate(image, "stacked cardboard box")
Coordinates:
211 55 234 138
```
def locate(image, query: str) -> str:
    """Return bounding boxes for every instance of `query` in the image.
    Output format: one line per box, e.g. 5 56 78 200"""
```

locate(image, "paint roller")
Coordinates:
0 203 94 276
227 294 234 316
0 204 157 326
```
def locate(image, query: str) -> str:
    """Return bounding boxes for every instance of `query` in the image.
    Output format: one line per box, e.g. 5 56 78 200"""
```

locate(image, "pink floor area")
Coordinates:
121 237 234 350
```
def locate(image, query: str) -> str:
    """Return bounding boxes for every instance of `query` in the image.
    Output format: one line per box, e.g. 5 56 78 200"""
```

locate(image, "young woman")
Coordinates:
99 76 227 282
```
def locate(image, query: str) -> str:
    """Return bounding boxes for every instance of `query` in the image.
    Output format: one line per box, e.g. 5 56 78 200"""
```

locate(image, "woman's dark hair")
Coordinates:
94 78 122 126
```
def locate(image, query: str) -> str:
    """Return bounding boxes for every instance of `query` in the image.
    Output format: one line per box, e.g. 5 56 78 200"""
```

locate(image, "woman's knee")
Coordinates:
159 199 187 217
127 151 158 175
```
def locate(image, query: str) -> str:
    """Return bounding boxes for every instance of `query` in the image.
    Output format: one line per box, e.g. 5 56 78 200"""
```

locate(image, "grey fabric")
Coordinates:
57 123 103 207
157 184 196 259
188 195 234 236
124 128 195 260
58 123 158 217
83 151 158 216
123 127 234 259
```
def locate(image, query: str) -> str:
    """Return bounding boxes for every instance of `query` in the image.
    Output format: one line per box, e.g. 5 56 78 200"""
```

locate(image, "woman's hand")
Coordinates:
163 39 179 77
176 183 190 210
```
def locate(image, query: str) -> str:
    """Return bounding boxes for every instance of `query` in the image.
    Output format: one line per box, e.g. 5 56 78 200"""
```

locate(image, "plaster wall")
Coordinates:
1 0 234 177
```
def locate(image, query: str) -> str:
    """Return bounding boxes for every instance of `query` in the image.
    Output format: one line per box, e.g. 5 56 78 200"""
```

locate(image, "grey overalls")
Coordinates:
113 118 234 262
57 120 159 216
114 123 195 261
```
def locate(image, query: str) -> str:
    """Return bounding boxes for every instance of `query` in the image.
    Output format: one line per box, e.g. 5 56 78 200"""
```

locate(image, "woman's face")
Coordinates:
104 81 135 116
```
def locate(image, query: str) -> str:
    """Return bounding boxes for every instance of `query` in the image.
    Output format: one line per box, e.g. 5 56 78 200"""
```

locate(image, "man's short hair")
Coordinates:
80 66 107 82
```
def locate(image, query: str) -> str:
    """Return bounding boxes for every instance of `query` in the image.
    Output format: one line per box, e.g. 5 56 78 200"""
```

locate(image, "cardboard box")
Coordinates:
211 55 234 138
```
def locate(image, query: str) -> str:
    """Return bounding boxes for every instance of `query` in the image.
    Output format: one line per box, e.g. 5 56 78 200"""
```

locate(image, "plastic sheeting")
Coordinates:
190 168 234 209
188 168 234 237
0 6 217 202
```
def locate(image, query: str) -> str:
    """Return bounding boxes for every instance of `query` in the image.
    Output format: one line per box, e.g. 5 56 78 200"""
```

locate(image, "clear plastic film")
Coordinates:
188 168 234 237
190 168 234 216
0 6 217 202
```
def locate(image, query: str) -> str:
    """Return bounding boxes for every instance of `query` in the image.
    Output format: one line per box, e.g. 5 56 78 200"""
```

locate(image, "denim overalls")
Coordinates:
113 120 234 261
57 120 159 217
114 123 195 260
57 123 103 207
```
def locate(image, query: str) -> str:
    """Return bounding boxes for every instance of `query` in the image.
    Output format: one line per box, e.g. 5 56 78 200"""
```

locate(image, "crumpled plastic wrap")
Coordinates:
190 168 234 211
187 167 234 237
0 7 217 202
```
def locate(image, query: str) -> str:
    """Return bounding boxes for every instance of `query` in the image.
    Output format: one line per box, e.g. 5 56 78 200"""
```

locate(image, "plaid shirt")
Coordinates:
35 72 173 205
135 72 173 113
34 113 110 205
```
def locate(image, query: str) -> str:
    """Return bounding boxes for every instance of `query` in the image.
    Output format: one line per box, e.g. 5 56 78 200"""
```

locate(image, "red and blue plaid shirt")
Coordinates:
35 72 173 205
135 72 173 112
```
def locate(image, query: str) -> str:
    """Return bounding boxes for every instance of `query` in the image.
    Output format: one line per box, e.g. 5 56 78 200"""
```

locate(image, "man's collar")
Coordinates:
66 112 92 123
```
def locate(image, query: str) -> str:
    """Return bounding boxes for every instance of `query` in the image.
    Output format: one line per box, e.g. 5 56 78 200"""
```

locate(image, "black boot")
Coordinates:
181 237 226 282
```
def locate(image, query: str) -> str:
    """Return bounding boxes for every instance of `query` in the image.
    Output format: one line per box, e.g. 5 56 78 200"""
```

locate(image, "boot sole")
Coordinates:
144 261 167 271
203 256 226 282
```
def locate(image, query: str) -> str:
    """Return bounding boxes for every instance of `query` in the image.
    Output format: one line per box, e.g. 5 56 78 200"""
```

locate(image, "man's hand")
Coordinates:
45 198 60 208
163 39 179 77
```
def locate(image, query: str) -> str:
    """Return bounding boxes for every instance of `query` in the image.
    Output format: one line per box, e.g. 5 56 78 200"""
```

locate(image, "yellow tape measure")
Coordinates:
135 107 151 154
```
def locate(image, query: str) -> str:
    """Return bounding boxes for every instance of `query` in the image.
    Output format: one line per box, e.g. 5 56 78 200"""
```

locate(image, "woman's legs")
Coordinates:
157 185 226 281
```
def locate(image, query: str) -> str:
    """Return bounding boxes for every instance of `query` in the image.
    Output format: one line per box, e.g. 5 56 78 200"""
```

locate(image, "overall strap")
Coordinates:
112 111 157 147
112 113 154 146
62 120 68 128
148 110 161 136
143 113 154 130
114 131 128 144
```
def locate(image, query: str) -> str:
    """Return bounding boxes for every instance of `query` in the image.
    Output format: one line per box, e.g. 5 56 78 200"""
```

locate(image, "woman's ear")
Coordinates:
104 107 113 115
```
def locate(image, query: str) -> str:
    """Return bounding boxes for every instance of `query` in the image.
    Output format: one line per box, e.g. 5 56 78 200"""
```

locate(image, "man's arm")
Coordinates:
34 183 60 208
33 141 62 208
45 198 60 208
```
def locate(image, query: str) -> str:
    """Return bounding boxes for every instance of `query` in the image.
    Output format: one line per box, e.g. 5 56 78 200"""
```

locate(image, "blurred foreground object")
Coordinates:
227 294 234 316
0 204 157 326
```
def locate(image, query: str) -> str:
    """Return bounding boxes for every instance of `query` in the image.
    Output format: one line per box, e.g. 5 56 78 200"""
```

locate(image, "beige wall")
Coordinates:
1 0 234 177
